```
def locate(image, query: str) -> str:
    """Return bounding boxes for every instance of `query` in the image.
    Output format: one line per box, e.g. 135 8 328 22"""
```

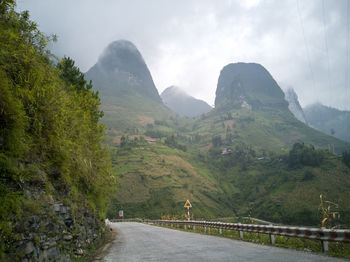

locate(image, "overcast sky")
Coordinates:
17 0 350 110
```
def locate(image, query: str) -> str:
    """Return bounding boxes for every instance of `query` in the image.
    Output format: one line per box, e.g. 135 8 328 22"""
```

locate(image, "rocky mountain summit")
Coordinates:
161 86 212 118
85 40 161 102
284 88 307 123
215 63 288 110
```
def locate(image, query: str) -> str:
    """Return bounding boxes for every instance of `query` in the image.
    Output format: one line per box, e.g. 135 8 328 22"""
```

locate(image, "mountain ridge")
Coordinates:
86 41 350 225
85 40 161 102
215 62 288 110
161 86 212 118
304 103 350 143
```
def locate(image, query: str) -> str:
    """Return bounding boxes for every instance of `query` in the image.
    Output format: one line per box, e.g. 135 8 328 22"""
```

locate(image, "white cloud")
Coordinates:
17 0 350 110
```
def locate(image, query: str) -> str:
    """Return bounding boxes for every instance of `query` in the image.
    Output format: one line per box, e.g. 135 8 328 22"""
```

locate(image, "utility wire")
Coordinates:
296 0 316 91
346 0 349 99
322 0 332 91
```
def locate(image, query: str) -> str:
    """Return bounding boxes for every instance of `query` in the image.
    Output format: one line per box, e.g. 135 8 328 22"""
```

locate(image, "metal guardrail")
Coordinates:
110 218 143 222
144 219 350 252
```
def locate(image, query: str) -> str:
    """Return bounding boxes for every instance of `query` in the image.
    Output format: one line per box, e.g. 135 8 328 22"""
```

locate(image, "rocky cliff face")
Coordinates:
215 63 288 110
5 184 105 262
85 40 161 102
284 88 307 124
161 86 212 118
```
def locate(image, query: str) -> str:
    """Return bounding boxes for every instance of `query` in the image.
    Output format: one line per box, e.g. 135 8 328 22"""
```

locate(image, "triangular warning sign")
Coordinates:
184 200 192 208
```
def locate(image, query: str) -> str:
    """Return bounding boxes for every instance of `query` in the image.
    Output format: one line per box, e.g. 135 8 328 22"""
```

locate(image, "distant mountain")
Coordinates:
86 40 161 102
304 103 350 143
215 63 288 110
161 86 212 118
84 41 350 224
85 40 170 132
284 88 307 124
211 62 349 154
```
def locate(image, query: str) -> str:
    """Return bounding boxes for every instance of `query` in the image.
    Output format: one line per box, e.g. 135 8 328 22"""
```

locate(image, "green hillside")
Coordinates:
106 105 350 226
304 103 350 143
102 61 350 227
0 2 116 258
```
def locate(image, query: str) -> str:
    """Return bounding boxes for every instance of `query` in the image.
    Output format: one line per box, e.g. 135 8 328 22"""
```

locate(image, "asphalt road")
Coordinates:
94 222 347 262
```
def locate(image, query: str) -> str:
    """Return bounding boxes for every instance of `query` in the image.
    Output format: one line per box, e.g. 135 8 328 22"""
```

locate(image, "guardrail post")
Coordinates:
269 224 275 245
204 226 207 233
219 228 222 235
184 224 187 230
193 225 196 231
238 223 243 239
322 240 328 253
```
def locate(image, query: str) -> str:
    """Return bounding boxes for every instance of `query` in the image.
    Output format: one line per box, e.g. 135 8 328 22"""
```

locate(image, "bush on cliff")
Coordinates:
0 0 116 256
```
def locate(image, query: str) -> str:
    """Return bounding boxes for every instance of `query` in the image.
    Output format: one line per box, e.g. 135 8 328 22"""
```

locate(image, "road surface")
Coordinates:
94 222 347 262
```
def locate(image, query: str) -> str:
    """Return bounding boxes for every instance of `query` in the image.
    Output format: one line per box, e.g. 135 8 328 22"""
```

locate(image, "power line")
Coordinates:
296 0 316 91
346 0 349 98
322 0 332 91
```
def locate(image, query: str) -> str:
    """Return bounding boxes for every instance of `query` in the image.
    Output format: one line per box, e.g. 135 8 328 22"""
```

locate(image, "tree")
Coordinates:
57 57 92 92
212 135 222 147
342 151 350 168
288 142 323 168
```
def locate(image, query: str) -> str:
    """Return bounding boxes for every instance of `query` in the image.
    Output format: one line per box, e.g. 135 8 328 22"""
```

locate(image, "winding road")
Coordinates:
94 222 347 262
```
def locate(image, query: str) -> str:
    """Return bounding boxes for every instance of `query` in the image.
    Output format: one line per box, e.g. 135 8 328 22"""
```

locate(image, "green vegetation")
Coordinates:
106 104 350 227
343 151 350 168
0 0 116 256
288 143 324 168
2 3 350 258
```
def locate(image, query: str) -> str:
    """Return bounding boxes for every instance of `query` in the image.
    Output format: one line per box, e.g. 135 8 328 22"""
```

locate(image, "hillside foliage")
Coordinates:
0 0 116 253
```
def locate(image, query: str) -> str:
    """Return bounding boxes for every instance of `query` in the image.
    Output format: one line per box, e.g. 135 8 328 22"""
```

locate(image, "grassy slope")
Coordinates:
185 107 350 225
191 108 350 154
108 142 228 219
104 94 350 226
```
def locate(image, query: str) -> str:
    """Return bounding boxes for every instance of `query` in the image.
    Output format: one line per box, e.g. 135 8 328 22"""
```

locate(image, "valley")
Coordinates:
86 40 350 227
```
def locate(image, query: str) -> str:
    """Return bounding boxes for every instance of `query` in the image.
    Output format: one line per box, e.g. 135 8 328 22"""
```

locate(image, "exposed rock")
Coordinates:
85 40 161 102
19 241 35 255
215 63 288 110
5 197 105 261
284 88 307 123
63 234 73 241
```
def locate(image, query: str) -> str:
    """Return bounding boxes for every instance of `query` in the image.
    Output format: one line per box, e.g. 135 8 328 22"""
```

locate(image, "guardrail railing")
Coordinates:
144 219 350 252
110 218 143 223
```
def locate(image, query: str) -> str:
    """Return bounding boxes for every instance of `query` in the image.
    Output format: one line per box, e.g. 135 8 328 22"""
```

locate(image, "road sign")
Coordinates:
184 200 192 208
119 210 124 217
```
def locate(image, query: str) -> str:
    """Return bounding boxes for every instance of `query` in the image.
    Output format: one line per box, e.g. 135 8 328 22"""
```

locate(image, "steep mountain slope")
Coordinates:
284 88 307 124
94 45 350 226
85 40 171 134
0 4 114 259
183 62 350 225
304 103 350 143
86 40 222 218
161 86 212 118
86 40 160 101
215 63 287 110
210 63 349 154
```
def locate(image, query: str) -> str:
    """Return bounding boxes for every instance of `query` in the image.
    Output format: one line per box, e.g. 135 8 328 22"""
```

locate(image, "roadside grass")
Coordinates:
153 223 350 258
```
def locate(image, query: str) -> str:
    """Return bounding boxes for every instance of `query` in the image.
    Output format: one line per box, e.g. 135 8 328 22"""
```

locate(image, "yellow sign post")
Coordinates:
184 200 192 220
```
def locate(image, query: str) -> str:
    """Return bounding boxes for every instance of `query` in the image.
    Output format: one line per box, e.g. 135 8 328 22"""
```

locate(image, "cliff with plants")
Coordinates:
0 1 116 260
